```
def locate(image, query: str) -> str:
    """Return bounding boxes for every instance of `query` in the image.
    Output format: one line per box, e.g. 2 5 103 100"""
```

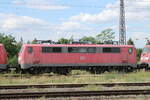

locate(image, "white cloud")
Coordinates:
0 14 53 41
0 13 94 41
70 9 118 24
69 2 118 23
0 14 48 31
135 0 150 7
59 21 92 31
70 0 150 23
60 21 82 31
13 0 69 10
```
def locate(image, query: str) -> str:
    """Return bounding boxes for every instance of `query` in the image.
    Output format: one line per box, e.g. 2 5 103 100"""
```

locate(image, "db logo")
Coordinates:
80 56 86 60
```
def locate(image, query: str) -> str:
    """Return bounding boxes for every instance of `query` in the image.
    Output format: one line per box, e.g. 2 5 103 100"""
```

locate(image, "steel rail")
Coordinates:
1 89 150 99
1 82 150 89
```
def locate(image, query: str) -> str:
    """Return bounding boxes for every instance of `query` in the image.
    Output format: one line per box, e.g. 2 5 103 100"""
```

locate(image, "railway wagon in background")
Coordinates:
140 45 150 69
0 44 7 71
18 44 137 74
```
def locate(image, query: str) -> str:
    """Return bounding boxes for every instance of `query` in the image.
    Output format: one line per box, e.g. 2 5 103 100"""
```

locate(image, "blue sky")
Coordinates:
0 0 150 48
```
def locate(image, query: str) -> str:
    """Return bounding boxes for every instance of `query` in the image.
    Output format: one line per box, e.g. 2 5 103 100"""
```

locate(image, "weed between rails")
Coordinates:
0 70 150 85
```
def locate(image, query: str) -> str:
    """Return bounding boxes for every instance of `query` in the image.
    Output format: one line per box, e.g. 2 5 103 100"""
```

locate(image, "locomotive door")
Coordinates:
121 48 128 63
33 46 40 64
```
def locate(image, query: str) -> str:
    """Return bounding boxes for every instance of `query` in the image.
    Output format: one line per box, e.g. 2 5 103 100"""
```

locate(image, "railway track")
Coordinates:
1 82 150 89
1 89 150 99
3 74 104 78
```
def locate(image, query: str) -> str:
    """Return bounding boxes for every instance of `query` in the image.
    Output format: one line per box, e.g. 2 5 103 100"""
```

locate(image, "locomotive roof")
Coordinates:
23 44 135 48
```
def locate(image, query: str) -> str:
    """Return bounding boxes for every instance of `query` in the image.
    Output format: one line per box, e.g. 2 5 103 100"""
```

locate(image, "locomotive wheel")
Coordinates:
0 69 4 73
90 67 105 74
144 65 150 70
127 67 134 72
15 67 21 73
43 68 52 73
105 66 113 73
21 69 28 74
54 68 70 75
29 68 42 74
119 67 134 73
60 68 70 75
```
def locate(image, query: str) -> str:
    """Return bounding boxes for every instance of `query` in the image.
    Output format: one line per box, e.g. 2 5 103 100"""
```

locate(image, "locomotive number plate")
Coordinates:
80 56 86 60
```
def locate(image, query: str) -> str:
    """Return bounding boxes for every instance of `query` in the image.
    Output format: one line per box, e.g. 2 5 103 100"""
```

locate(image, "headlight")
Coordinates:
144 57 149 60
18 57 21 62
141 57 149 60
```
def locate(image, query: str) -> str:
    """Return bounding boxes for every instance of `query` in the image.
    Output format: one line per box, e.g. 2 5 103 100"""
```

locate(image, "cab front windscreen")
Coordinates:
143 47 150 53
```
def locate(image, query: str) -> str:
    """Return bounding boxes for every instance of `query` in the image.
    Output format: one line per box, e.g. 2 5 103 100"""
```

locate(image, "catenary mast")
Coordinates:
119 0 126 45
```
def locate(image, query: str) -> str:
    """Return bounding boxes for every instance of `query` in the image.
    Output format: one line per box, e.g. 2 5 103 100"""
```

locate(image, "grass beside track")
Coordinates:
0 70 150 85
36 96 150 100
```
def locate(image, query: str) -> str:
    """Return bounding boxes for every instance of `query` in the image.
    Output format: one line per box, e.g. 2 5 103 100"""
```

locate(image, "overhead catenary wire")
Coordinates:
0 2 150 9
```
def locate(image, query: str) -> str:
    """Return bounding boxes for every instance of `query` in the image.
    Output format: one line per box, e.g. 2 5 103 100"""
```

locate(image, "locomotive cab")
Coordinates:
18 45 33 69
140 45 150 68
18 45 41 70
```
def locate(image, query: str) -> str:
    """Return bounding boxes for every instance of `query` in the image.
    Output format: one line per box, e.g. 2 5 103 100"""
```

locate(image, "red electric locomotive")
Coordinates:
140 45 150 69
0 44 7 71
18 44 137 74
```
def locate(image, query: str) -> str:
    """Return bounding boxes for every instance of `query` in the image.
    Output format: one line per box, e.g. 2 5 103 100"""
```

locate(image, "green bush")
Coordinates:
8 56 18 66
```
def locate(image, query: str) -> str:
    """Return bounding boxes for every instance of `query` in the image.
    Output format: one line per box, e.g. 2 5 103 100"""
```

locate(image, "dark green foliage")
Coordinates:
127 38 134 45
58 38 70 44
0 33 21 65
136 48 142 61
8 56 18 66
0 34 20 57
58 36 74 44
96 28 115 44
80 36 97 44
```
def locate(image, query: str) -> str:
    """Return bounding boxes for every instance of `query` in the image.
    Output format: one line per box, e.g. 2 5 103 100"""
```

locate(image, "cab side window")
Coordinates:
28 47 33 53
103 47 120 53
42 47 62 53
68 47 96 53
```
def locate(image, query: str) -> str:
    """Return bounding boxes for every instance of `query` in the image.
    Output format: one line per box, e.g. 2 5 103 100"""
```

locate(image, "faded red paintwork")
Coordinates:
18 44 136 68
140 45 150 65
0 44 7 65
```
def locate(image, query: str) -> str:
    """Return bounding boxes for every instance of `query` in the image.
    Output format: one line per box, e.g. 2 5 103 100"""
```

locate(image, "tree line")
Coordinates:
0 28 148 65
57 28 115 44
